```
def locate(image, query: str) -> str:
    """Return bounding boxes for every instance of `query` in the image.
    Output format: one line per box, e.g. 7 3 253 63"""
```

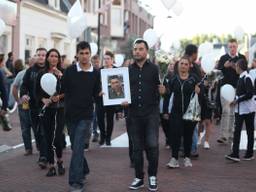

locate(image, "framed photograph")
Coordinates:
100 67 131 106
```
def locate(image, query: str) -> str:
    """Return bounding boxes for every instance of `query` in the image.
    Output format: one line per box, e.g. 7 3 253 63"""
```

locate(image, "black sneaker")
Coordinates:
84 143 89 152
129 178 144 190
243 154 254 161
148 176 158 191
92 135 99 142
57 161 65 175
225 153 240 162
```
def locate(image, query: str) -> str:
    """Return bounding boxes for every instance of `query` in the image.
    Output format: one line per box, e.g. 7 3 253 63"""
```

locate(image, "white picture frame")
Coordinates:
100 67 131 106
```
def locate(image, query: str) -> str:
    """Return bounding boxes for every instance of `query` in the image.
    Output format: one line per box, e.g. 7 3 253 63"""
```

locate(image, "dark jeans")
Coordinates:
30 108 47 159
169 114 197 159
232 112 255 156
43 107 65 164
92 107 98 136
96 104 115 141
129 111 159 179
18 106 33 150
160 114 170 145
67 120 91 187
126 117 134 164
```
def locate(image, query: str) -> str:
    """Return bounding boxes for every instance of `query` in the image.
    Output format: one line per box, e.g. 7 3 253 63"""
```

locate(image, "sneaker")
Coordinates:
24 149 32 156
129 178 144 190
46 167 57 177
184 157 192 167
84 144 89 152
225 153 240 162
92 134 99 142
204 141 210 149
69 184 84 192
105 139 111 146
38 157 47 169
217 137 227 144
243 154 254 161
148 176 158 191
166 157 179 168
57 161 65 175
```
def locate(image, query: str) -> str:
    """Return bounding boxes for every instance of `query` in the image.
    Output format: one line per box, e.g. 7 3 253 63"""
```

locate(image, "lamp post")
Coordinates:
97 0 101 55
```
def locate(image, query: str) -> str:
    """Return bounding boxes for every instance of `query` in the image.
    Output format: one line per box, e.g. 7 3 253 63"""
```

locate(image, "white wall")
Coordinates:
19 2 76 61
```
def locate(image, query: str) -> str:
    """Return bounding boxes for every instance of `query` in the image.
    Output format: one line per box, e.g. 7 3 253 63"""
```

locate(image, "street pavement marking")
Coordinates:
101 132 128 148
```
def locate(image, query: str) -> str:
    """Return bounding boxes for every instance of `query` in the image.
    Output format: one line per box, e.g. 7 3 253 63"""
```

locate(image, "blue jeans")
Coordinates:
18 106 33 150
67 120 91 187
191 125 198 153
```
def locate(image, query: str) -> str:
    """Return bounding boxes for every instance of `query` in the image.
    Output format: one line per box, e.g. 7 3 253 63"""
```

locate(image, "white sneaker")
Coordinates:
204 141 210 149
184 157 192 167
166 157 179 168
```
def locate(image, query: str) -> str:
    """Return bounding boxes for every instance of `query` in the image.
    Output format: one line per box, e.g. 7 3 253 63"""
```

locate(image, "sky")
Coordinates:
139 0 256 50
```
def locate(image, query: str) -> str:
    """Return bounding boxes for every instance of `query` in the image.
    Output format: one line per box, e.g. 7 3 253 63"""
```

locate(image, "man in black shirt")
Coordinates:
63 41 101 191
217 38 246 144
125 39 165 191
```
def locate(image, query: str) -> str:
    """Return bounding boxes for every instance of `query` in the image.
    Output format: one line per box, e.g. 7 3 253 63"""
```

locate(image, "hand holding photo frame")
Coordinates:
100 67 131 106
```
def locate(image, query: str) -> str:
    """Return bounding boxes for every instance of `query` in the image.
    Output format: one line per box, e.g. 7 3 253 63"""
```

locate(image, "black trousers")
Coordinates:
129 111 159 179
30 108 47 159
160 114 170 145
125 116 134 164
43 107 65 164
169 114 197 159
96 104 115 141
232 112 255 156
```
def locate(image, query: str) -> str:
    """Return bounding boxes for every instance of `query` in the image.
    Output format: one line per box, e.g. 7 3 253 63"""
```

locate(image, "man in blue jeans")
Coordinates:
63 41 101 192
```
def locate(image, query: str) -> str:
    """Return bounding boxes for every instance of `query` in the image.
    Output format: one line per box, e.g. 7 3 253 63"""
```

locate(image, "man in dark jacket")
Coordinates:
20 48 47 168
217 39 246 144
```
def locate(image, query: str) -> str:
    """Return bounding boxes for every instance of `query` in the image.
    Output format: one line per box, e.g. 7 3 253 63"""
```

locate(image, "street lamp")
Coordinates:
97 0 101 55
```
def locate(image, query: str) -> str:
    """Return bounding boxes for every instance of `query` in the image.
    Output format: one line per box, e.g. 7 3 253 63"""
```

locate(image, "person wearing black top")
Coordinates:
225 59 255 162
163 56 201 169
217 39 247 144
63 41 101 191
125 39 165 191
20 48 48 168
37 49 65 177
0 55 8 129
96 51 122 146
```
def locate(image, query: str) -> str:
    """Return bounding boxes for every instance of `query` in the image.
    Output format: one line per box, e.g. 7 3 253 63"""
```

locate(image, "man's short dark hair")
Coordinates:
105 51 114 59
228 38 238 44
8 52 13 58
185 44 198 56
109 75 120 81
76 41 91 53
236 58 247 71
91 54 99 60
133 38 149 50
36 48 47 53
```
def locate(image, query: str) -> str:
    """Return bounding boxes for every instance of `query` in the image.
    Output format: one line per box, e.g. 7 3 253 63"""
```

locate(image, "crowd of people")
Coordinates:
0 37 255 192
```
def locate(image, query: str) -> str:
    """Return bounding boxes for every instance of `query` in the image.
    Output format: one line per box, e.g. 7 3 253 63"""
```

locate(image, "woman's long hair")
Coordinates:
45 48 62 71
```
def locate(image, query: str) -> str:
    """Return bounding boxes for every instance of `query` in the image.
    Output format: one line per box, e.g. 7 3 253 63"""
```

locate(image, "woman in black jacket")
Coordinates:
38 48 65 176
163 56 200 168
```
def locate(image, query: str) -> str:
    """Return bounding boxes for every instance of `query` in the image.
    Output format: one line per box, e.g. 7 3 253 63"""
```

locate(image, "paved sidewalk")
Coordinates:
0 115 256 192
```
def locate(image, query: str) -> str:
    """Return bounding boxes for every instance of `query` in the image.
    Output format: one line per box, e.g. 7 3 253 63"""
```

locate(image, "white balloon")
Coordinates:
201 53 216 73
90 42 98 56
221 84 236 103
172 1 184 16
198 42 214 57
114 54 124 67
40 73 57 96
143 29 158 48
67 0 87 39
0 1 17 25
0 19 6 36
161 0 177 10
234 26 244 41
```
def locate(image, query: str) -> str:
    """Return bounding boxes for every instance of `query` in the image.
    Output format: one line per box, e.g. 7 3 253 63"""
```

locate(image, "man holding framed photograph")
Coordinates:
124 39 165 191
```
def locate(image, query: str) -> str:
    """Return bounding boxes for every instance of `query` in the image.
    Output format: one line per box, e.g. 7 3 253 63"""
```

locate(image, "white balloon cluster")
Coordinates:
0 1 17 25
143 29 158 48
90 42 98 56
114 54 124 67
67 0 87 39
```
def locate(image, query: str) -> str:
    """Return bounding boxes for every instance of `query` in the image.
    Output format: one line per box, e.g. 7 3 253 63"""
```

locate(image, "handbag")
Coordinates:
183 92 201 122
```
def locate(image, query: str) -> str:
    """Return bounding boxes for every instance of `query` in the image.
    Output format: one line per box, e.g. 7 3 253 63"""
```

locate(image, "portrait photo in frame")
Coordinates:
100 67 131 106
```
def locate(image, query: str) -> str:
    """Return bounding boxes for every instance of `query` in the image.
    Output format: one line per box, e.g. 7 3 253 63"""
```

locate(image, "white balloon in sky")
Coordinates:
114 54 124 67
172 1 184 16
0 19 6 36
143 28 158 48
198 42 214 57
161 0 177 10
90 42 98 56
